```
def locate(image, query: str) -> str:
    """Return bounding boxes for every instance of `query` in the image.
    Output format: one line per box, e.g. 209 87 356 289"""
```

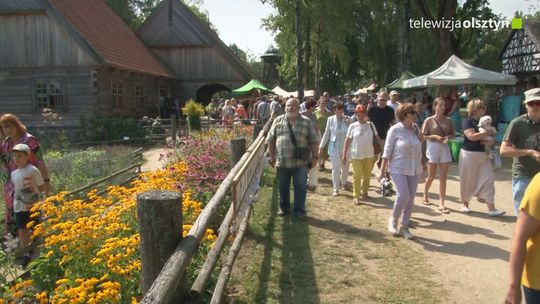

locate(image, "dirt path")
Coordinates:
141 147 169 172
229 161 515 304
368 163 514 304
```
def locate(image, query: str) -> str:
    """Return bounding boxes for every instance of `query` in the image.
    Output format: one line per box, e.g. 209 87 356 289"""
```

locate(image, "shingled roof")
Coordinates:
47 0 173 78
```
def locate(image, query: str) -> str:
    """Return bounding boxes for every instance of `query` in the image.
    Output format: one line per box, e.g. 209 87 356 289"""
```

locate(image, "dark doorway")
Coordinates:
196 83 231 105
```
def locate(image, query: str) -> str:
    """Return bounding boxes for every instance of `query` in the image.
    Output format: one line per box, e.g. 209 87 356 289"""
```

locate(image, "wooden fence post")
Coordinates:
137 190 183 295
230 138 246 167
171 117 177 146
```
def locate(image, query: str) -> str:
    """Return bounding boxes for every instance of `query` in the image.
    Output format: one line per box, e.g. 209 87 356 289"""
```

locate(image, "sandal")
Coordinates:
422 199 431 206
438 206 450 214
353 198 361 206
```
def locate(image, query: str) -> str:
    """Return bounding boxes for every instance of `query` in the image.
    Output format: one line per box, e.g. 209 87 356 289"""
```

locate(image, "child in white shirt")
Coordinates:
11 143 45 265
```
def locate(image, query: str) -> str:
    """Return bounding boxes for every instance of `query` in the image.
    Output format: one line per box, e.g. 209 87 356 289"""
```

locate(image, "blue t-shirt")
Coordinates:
462 117 485 152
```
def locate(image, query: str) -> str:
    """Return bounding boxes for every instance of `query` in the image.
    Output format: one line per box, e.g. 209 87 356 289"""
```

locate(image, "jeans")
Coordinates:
277 166 308 214
524 285 540 304
512 176 532 215
390 173 421 227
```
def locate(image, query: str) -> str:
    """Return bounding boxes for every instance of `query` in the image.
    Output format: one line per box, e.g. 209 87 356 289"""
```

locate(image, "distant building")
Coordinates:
499 20 540 92
0 0 253 128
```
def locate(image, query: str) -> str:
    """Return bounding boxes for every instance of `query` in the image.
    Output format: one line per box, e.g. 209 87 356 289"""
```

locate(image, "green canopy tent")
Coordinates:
232 79 273 96
385 71 417 89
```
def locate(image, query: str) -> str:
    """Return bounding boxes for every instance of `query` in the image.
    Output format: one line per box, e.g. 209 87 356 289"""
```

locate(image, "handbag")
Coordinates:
491 149 502 169
287 120 310 161
369 122 382 155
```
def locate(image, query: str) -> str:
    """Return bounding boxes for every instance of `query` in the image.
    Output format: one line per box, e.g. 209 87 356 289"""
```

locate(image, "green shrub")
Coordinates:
78 115 145 142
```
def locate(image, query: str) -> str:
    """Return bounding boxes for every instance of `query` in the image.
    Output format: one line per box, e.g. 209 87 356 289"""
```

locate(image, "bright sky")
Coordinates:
199 0 538 60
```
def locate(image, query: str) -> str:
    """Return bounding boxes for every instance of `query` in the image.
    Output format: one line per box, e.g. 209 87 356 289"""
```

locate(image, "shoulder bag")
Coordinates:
369 122 383 155
287 120 311 161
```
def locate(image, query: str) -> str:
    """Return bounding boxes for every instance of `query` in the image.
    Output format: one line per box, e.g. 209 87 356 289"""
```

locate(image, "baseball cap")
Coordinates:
377 92 388 100
355 104 366 113
12 143 30 154
389 90 398 97
524 88 540 104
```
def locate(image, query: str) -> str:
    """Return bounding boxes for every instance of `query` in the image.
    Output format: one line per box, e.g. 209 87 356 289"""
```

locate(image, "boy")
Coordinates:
11 143 44 266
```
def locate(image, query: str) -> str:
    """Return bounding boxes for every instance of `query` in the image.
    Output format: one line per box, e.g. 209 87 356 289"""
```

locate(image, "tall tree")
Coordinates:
412 0 497 64
295 0 304 100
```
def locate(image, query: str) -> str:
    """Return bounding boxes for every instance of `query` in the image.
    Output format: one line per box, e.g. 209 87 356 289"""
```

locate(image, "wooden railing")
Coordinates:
138 121 271 304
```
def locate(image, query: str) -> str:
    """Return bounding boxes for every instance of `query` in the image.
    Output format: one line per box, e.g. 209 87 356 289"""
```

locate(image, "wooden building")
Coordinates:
136 0 254 104
499 20 540 92
0 0 253 128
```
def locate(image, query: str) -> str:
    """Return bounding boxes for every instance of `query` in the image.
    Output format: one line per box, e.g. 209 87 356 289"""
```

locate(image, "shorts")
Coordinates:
426 140 452 163
15 211 31 230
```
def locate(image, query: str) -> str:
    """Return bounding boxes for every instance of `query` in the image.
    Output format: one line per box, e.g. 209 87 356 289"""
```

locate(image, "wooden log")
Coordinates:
209 204 252 304
188 204 235 300
137 191 183 295
230 137 247 167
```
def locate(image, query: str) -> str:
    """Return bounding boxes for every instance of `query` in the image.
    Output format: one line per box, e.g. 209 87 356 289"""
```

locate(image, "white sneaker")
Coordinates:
461 206 472 213
399 226 415 240
388 217 398 236
332 190 339 196
488 210 505 217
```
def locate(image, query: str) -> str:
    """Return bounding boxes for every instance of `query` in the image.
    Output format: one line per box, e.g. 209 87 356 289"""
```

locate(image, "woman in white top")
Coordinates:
319 102 352 196
342 104 380 205
378 103 423 240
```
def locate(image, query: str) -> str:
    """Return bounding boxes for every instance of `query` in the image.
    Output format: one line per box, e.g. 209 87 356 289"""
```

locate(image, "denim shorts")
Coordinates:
512 176 532 215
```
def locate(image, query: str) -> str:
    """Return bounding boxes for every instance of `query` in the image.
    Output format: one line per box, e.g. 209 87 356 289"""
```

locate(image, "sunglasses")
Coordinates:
407 111 417 115
527 100 540 107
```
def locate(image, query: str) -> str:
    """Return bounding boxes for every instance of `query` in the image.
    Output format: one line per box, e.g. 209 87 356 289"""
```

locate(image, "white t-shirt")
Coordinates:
346 121 377 160
11 164 44 212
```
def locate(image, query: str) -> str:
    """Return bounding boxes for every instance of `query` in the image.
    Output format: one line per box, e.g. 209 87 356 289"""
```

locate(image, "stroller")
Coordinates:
379 174 396 197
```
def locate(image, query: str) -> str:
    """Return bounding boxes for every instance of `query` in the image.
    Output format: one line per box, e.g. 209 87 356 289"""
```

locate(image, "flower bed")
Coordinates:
0 127 253 303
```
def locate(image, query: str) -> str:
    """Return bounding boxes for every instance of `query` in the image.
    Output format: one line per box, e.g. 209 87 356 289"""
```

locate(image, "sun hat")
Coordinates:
12 143 30 154
355 104 366 113
389 90 398 97
524 88 540 104
377 92 388 100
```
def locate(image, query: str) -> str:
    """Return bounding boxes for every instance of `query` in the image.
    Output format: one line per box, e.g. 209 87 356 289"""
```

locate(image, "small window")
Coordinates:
159 83 169 97
111 82 123 108
135 85 145 108
35 80 63 110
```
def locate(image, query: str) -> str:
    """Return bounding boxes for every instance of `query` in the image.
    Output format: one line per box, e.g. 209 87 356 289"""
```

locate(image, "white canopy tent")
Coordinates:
353 83 377 95
272 86 315 98
402 55 517 88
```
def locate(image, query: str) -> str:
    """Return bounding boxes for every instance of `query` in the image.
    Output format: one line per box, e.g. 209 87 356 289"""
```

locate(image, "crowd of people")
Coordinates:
266 88 540 303
266 89 510 227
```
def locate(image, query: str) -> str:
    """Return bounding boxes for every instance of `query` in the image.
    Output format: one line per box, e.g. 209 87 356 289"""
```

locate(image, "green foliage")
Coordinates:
262 0 514 93
45 146 136 193
182 99 205 117
78 115 145 142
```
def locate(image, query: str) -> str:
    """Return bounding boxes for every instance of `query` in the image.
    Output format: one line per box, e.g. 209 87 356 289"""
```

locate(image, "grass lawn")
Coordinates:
227 168 443 304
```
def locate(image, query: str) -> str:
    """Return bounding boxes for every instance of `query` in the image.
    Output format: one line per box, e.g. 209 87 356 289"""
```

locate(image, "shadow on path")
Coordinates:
415 237 509 260
253 176 321 304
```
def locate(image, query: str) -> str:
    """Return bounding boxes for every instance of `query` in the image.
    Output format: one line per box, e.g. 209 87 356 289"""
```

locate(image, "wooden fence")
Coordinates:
138 121 271 304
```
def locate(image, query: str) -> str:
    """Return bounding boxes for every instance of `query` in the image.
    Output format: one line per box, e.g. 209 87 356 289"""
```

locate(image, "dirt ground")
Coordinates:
228 158 516 304
366 161 515 304
324 159 515 303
